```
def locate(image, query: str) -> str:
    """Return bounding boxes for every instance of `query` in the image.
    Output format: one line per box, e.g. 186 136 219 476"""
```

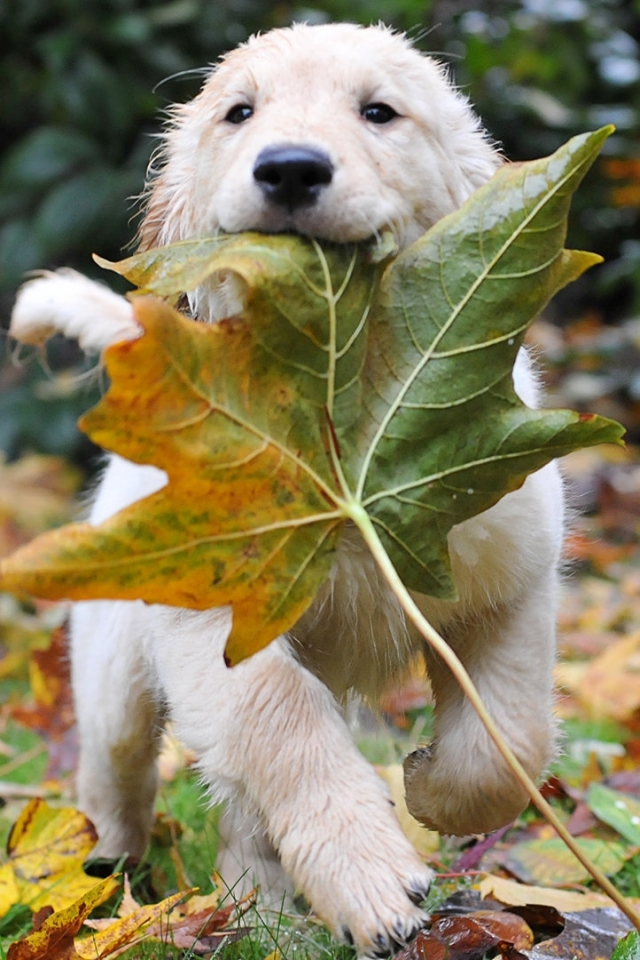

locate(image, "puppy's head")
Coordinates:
140 24 499 250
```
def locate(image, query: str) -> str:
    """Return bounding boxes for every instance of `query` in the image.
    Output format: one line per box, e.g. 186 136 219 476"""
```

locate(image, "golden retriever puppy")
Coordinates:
11 22 564 958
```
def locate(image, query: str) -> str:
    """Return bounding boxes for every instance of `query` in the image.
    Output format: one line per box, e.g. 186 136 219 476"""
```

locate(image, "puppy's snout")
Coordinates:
254 146 333 210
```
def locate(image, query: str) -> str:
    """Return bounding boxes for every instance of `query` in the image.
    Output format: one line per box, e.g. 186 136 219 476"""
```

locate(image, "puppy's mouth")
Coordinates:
225 206 387 248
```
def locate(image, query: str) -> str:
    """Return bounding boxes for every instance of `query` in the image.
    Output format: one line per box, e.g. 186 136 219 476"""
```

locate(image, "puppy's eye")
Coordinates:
361 102 398 124
225 103 254 124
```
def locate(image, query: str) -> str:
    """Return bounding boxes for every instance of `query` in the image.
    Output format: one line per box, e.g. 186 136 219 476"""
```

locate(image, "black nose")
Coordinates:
253 146 333 210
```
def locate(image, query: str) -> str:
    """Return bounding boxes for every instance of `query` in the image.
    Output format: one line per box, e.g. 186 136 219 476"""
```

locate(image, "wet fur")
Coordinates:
11 23 564 958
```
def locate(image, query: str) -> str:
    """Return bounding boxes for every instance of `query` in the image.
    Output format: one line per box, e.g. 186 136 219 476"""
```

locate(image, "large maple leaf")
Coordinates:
0 127 624 664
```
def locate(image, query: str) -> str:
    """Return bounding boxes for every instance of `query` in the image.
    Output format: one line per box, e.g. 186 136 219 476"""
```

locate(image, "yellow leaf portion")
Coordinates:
76 889 189 959
376 765 439 857
0 799 102 914
0 864 20 916
81 877 254 956
478 874 620 913
7 876 119 960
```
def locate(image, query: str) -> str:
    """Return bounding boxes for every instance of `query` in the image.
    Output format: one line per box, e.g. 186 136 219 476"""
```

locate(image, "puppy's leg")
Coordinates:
217 803 293 905
71 600 163 858
152 607 431 957
405 570 558 836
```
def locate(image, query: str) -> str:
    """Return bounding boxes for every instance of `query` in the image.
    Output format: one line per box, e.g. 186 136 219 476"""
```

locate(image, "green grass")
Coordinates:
1 694 639 957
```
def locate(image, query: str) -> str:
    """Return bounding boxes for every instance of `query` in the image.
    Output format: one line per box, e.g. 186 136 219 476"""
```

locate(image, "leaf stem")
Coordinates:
353 508 640 931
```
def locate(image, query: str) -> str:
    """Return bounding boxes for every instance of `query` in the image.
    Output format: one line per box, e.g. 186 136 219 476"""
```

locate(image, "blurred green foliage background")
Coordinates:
0 0 639 463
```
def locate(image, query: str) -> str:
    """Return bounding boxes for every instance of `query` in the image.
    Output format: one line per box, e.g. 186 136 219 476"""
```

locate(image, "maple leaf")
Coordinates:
0 127 624 663
0 799 105 916
1 238 384 661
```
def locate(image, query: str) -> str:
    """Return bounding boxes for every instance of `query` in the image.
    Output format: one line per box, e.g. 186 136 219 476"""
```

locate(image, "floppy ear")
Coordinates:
443 74 503 202
137 171 174 251
449 113 503 199
135 96 207 252
412 54 501 207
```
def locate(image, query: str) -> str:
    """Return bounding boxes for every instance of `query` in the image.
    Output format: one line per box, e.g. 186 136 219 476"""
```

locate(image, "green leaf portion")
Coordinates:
504 836 629 886
588 783 640 846
352 127 622 595
612 932 640 960
98 233 387 428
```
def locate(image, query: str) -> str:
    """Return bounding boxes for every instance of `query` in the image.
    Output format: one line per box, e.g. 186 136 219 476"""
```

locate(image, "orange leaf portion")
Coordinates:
0 297 344 663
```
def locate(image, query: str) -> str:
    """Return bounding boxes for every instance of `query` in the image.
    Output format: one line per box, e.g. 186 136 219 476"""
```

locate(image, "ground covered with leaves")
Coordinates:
0 312 640 959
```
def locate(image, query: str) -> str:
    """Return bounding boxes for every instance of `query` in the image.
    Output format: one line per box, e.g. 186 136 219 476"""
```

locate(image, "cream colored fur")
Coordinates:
10 23 564 958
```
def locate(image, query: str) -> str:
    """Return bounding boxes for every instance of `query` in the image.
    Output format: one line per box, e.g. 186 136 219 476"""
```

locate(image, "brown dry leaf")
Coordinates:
115 875 139 917
0 799 101 915
149 884 255 952
7 876 119 960
395 910 534 959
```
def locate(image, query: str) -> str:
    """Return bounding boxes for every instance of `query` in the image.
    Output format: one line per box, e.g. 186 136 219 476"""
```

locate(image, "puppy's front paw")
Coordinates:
282 824 432 957
336 862 431 958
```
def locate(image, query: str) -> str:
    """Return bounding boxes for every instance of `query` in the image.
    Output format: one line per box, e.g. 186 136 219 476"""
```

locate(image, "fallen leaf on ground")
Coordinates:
503 836 629 886
0 799 101 914
578 633 640 722
395 910 534 959
478 874 617 912
9 626 77 778
0 455 80 560
82 876 254 957
76 888 189 958
588 782 640 845
7 876 119 960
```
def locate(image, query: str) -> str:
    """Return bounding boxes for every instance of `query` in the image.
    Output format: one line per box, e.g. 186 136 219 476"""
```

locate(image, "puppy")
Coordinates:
11 22 564 957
